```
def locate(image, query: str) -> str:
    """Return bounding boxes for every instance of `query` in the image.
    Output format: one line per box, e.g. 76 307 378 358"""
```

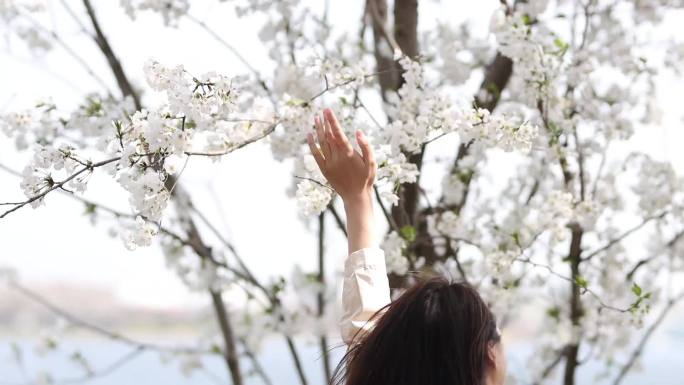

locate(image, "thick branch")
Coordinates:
210 291 243 385
81 0 141 109
474 53 514 111
393 0 419 59
366 0 398 100
415 54 513 267
563 224 584 385
317 213 332 383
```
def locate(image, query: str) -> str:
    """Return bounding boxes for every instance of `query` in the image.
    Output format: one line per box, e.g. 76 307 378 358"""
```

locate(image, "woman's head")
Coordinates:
333 276 506 385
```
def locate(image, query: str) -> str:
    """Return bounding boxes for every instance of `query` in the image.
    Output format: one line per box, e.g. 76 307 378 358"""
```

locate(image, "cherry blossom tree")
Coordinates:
1 0 683 384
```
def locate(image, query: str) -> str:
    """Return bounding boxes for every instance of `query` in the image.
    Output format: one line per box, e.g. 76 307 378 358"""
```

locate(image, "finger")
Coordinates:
324 108 352 151
356 130 376 169
322 113 336 151
315 115 330 158
307 132 325 170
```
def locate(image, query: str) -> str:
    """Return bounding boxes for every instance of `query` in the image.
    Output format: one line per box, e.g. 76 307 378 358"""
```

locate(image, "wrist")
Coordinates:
342 190 373 212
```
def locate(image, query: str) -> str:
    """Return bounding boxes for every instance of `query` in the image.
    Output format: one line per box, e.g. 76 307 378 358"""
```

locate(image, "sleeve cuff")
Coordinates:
344 247 386 274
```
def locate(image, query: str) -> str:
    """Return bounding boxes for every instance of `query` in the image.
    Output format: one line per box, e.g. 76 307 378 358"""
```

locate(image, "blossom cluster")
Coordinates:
0 0 52 51
3 1 683 382
4 59 276 250
381 231 409 275
120 0 190 26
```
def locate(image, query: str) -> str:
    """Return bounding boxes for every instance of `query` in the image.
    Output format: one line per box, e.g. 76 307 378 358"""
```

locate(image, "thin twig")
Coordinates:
0 156 120 219
238 338 273 385
293 175 334 191
373 185 400 233
8 282 209 355
185 14 274 104
612 291 684 385
582 211 668 261
0 347 146 385
327 203 348 237
285 337 309 385
184 123 277 157
514 257 631 313
17 10 113 96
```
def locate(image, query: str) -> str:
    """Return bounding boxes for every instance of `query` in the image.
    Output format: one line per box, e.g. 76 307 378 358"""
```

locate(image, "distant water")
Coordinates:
0 330 682 385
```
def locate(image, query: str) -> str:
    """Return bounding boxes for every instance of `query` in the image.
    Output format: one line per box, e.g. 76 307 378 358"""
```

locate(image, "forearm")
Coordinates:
343 191 375 255
341 193 389 345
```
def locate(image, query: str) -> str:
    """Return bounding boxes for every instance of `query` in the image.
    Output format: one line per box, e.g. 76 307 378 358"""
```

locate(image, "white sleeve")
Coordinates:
339 247 391 345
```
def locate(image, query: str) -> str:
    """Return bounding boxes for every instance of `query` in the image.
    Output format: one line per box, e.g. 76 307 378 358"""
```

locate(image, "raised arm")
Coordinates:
306 108 375 253
306 108 391 344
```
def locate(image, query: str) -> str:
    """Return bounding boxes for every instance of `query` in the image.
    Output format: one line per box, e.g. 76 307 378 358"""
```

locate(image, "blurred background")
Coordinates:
1 1 683 384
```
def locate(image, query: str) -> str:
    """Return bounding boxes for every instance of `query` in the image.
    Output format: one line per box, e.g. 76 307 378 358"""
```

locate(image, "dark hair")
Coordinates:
331 276 500 385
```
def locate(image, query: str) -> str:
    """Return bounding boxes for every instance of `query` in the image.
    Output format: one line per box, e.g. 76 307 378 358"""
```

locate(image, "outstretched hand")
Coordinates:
306 108 376 204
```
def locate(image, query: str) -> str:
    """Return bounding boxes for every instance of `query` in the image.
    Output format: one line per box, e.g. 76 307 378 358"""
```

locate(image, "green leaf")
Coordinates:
575 276 588 290
84 203 96 215
84 99 103 117
286 98 306 107
511 232 521 247
522 14 532 26
400 225 416 243
458 169 474 183
485 81 500 98
552 38 569 57
305 272 319 283
631 283 642 297
554 38 568 50
546 306 561 321
211 344 222 355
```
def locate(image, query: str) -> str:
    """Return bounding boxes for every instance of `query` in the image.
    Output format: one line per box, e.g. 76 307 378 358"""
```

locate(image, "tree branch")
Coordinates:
210 290 243 385
238 338 273 385
0 156 120 219
8 282 209 355
583 211 668 261
564 224 583 385
185 14 273 104
612 291 684 385
17 9 113 96
81 0 141 109
285 337 308 385
317 213 332 383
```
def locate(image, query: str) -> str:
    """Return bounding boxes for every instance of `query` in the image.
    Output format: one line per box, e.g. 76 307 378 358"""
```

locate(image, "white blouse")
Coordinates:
340 247 392 345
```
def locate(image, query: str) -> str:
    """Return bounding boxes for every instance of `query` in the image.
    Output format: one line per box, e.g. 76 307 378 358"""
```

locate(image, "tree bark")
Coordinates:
393 0 419 59
317 213 332 383
211 291 244 385
367 0 398 100
82 0 141 109
81 3 243 382
414 54 513 268
563 223 584 385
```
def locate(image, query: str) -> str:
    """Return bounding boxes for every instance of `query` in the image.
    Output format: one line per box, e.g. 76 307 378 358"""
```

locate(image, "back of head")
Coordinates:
332 276 500 385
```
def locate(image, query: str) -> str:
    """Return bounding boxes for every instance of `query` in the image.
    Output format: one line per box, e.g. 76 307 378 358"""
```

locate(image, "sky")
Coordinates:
0 0 500 309
0 0 683 315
